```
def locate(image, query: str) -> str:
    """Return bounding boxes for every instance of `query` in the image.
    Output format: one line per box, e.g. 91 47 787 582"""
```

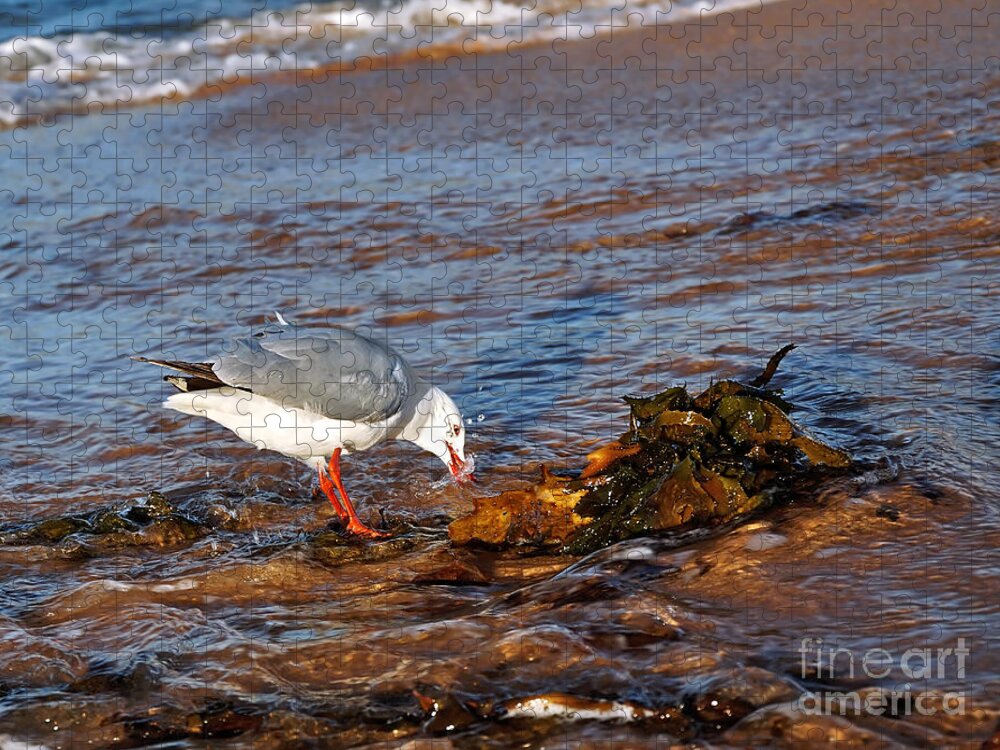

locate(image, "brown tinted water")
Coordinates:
1 0 999 746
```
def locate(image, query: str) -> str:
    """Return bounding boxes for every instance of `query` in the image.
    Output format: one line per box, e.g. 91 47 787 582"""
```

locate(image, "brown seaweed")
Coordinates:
450 348 851 554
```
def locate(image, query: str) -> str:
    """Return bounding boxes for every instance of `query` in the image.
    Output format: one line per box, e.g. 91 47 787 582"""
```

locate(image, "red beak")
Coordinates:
447 444 476 483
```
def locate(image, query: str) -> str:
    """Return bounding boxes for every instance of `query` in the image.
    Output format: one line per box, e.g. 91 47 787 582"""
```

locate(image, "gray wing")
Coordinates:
212 324 414 422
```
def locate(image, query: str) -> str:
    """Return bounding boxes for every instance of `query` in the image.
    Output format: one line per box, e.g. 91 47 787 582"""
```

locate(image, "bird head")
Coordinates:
408 386 475 483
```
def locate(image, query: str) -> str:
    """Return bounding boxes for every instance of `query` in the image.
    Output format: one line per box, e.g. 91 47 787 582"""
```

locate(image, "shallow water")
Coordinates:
1 0 999 746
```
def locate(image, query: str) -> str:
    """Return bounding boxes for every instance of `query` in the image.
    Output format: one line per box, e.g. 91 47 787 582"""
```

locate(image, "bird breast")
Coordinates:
165 387 392 462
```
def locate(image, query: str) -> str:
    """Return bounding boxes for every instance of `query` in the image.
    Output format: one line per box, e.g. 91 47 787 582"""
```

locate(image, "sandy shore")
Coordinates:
237 0 988 142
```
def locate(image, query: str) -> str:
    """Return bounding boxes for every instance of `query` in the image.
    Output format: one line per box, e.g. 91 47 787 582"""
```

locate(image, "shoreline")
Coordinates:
3 0 984 133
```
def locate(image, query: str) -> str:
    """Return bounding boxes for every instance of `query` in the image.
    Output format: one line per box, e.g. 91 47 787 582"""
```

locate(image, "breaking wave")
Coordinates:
0 0 770 128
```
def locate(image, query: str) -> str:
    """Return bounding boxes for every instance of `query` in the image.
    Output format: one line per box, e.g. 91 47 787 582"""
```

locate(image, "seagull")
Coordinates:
135 315 473 538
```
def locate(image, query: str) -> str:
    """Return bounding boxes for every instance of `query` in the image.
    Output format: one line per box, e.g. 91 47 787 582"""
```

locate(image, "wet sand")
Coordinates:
0 0 998 746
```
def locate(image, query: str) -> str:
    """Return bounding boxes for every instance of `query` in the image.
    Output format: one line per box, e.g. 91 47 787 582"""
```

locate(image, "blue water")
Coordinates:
0 0 387 41
4 0 220 40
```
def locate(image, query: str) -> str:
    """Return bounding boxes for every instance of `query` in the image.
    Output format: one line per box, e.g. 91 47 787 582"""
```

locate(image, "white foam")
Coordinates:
502 696 645 722
0 0 779 127
150 578 200 593
457 451 476 481
96 578 199 593
0 734 54 750
98 579 133 592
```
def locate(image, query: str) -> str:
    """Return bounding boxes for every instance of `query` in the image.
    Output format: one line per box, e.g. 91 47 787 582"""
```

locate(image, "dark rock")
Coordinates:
413 691 481 733
187 706 263 738
92 510 139 534
125 491 175 523
412 557 493 585
121 715 189 747
312 533 418 566
685 691 754 729
141 516 204 545
31 517 89 542
875 503 902 522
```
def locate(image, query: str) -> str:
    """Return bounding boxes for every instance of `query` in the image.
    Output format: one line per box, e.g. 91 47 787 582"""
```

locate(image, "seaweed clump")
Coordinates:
449 346 851 554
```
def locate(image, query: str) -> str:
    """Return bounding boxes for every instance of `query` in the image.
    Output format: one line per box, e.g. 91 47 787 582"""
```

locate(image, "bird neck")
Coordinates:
393 383 447 453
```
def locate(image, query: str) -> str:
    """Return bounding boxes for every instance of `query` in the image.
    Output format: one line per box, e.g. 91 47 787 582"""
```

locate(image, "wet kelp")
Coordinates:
450 346 851 554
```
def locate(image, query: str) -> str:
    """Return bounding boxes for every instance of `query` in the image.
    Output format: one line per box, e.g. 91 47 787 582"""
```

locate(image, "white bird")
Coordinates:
135 317 473 538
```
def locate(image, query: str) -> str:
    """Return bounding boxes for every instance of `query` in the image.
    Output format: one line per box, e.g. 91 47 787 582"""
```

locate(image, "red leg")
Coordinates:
318 466 349 523
327 448 390 539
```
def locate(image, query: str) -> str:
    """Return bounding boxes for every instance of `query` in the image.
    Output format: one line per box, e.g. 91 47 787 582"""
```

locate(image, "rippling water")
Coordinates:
1 0 998 746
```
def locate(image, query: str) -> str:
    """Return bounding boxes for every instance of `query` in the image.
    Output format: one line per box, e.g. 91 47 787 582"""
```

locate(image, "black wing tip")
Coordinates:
164 374 224 393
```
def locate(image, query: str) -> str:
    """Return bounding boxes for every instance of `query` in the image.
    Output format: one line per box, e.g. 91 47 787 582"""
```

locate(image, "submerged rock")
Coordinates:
0 491 207 550
450 346 851 554
91 510 140 534
115 703 262 747
413 690 481 733
29 517 90 542
684 691 755 729
411 551 494 585
124 491 175 523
